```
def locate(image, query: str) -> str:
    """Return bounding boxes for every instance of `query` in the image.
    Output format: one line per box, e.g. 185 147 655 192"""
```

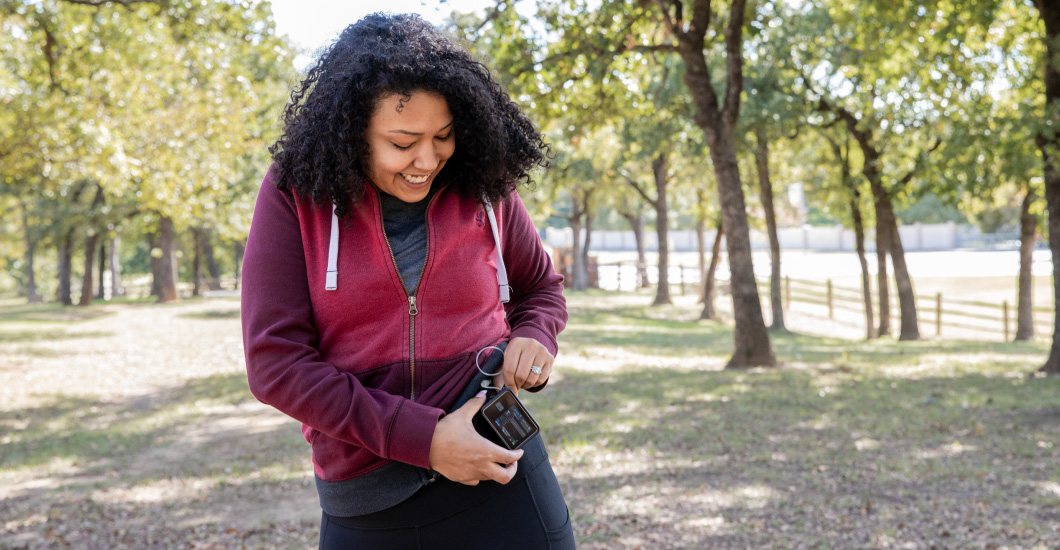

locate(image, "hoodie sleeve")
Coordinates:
498 191 568 358
240 168 442 470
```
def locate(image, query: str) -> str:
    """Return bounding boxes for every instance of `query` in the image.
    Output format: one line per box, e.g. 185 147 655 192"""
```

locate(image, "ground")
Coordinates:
1 277 1059 549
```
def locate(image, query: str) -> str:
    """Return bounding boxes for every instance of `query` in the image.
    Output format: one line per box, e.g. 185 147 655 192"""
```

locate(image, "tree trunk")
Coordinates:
1037 0 1060 370
570 210 586 291
192 228 204 297
674 0 774 367
859 144 919 340
754 128 785 331
1016 188 1036 341
850 188 877 340
875 220 891 338
233 241 245 290
57 229 74 306
700 217 724 320
156 216 180 303
96 241 107 299
25 237 42 303
583 209 594 289
78 232 99 306
79 183 106 306
18 201 42 303
886 220 920 340
706 132 773 366
652 154 672 306
149 232 162 298
111 235 124 297
621 210 649 288
202 231 222 290
696 216 706 301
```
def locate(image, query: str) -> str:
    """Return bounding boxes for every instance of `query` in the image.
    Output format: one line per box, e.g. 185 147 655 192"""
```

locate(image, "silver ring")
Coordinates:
530 365 543 375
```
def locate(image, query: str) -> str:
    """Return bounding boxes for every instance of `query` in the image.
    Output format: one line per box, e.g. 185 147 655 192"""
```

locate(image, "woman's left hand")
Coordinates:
492 337 553 395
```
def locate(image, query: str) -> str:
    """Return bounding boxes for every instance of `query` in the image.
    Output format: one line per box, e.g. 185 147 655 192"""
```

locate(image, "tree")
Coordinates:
787 0 1002 340
461 0 774 365
819 129 877 340
654 0 775 366
1031 0 1060 371
623 153 675 305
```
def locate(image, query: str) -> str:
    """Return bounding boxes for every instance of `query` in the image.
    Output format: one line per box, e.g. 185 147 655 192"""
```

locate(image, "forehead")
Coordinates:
369 91 452 130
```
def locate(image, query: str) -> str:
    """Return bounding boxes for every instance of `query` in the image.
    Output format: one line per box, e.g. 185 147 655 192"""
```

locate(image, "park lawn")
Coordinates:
1 291 1059 549
530 291 1060 549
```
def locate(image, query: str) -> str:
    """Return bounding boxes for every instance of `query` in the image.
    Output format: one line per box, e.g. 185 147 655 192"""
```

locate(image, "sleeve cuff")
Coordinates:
386 400 444 469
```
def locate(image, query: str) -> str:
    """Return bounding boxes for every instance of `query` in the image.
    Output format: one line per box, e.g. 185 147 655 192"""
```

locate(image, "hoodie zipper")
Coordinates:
378 192 438 402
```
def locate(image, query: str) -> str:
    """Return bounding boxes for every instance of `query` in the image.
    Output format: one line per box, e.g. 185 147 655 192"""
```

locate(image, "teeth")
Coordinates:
402 173 430 184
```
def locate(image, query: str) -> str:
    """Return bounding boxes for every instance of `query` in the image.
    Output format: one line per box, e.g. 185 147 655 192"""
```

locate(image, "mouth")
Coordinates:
401 173 431 185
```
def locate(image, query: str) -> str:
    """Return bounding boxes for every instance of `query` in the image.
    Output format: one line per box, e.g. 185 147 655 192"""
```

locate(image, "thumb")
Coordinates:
457 390 488 419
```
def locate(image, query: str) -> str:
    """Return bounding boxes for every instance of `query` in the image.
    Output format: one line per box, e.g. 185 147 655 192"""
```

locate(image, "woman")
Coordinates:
240 12 574 550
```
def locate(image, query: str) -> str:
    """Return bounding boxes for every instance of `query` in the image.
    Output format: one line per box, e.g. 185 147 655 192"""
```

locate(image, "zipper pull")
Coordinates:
408 296 418 316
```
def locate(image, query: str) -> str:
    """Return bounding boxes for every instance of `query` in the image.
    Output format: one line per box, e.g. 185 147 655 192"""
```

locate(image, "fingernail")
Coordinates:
476 390 486 397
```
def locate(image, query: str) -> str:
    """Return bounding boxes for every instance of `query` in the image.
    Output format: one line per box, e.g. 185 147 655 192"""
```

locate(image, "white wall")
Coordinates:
545 222 965 252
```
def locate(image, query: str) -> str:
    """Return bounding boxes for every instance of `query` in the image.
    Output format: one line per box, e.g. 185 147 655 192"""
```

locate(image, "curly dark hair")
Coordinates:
268 13 549 217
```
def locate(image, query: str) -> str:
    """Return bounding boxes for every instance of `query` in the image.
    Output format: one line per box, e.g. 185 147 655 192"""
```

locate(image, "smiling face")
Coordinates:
364 91 456 203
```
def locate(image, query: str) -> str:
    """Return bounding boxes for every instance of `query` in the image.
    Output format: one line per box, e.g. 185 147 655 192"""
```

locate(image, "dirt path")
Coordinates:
1 299 319 549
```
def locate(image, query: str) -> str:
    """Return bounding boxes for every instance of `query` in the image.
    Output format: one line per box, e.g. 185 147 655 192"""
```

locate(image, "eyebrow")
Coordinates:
388 120 454 136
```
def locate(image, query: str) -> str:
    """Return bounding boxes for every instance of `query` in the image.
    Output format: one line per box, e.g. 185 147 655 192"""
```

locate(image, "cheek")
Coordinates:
441 140 457 162
368 148 403 176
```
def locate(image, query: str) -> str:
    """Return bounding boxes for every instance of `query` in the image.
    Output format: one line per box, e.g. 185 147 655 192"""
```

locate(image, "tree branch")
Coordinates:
655 0 682 38
722 0 746 127
896 138 943 187
474 0 514 34
689 0 711 41
623 175 658 206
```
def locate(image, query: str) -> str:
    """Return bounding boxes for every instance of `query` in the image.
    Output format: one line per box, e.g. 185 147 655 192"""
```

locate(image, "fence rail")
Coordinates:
776 276 1052 340
590 259 1052 341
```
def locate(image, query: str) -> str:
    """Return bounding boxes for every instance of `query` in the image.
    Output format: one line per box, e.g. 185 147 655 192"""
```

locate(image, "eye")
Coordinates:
391 143 413 151
435 132 453 142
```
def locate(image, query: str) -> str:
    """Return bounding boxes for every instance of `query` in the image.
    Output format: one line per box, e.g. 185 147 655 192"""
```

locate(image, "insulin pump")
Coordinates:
473 347 541 450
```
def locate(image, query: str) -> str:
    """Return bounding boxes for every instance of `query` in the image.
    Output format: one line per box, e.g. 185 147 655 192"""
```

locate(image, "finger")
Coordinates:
498 446 523 465
458 390 488 419
512 359 529 390
503 348 524 392
521 357 547 389
485 455 521 484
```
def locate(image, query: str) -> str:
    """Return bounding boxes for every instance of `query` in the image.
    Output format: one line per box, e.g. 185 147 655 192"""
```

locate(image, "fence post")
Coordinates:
616 264 622 292
1003 301 1009 341
827 279 834 319
785 276 791 311
679 265 686 295
935 293 942 337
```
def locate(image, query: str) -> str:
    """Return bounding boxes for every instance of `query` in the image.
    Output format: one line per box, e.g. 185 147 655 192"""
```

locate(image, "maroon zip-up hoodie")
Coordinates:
241 166 566 482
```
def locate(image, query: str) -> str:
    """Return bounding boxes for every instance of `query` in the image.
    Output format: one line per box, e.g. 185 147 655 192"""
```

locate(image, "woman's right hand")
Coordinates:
428 391 524 485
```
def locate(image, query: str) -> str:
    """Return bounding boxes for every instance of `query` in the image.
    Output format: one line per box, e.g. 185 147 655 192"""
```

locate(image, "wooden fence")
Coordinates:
779 277 1052 340
593 260 1052 341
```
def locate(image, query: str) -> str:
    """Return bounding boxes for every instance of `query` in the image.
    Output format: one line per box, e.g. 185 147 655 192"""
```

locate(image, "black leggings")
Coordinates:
318 435 575 550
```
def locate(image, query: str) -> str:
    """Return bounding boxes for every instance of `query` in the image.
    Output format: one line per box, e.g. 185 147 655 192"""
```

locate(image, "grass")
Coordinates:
522 290 1060 548
2 291 1059 548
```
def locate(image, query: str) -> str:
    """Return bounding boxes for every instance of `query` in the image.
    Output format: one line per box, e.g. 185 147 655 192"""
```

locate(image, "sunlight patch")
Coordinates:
1037 481 1060 496
854 437 881 451
915 440 978 459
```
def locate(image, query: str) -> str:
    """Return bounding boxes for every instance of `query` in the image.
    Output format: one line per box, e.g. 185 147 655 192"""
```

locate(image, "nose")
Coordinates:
412 143 441 171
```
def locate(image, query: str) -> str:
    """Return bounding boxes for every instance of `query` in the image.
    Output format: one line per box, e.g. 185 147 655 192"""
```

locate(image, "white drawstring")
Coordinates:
325 203 339 291
325 199 510 304
483 199 511 304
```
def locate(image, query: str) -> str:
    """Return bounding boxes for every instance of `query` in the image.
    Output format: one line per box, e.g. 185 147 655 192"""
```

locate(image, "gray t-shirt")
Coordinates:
378 187 438 293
